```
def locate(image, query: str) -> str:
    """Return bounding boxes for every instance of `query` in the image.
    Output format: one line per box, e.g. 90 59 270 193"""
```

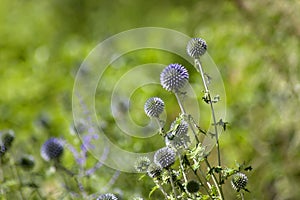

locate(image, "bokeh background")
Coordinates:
1 0 300 199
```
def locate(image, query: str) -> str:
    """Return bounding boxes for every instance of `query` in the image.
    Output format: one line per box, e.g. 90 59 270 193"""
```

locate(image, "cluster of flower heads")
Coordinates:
40 137 64 162
165 119 190 150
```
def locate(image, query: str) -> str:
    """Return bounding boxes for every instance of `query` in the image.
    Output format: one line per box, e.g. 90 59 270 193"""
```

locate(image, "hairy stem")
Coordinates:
174 92 200 144
195 59 222 182
204 158 224 200
168 169 178 200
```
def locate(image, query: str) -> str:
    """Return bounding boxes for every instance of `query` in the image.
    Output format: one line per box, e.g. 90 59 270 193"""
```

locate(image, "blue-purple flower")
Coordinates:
160 63 189 93
41 137 64 161
186 38 207 58
144 97 164 118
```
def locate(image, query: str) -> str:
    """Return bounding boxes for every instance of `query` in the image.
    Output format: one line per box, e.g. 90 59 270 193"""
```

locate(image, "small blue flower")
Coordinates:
231 172 248 192
154 147 176 169
186 38 207 58
144 97 164 118
41 138 64 161
96 193 119 200
160 63 189 93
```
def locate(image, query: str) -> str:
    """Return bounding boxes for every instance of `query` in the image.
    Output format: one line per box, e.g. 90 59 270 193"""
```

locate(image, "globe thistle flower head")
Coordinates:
144 97 164 118
186 38 207 58
18 155 35 170
41 137 64 162
186 180 200 193
160 63 189 93
165 120 190 150
1 129 15 149
154 147 176 169
96 193 119 200
231 172 248 192
134 156 151 172
147 162 162 178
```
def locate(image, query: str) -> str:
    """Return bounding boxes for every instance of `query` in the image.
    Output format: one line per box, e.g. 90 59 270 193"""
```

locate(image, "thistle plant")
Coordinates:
135 37 251 199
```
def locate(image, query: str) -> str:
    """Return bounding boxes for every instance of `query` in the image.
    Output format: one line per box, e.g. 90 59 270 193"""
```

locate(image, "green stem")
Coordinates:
9 155 25 200
195 59 222 182
174 93 200 144
204 158 224 200
154 179 168 199
168 169 178 200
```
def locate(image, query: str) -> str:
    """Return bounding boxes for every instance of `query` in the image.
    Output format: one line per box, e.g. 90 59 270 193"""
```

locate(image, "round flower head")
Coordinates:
186 38 207 58
154 147 176 169
165 120 190 149
186 180 200 193
18 155 35 170
160 63 189 93
96 193 118 200
231 172 248 192
134 156 151 172
147 162 162 178
144 97 164 118
1 129 15 149
41 138 64 161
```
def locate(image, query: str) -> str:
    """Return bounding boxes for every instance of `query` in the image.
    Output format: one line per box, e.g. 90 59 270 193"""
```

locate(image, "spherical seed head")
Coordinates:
160 63 189 93
231 172 248 192
147 163 162 178
41 138 64 161
18 155 35 170
186 180 200 193
1 130 15 149
144 97 164 118
96 193 119 200
165 120 190 149
134 156 151 172
154 147 176 169
186 38 207 58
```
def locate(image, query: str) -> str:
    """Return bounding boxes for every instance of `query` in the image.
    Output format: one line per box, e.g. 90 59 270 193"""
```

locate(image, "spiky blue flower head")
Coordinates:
154 147 176 169
231 172 248 192
1 129 15 148
186 38 207 58
160 63 189 93
186 180 200 193
144 97 164 118
165 119 190 150
41 137 64 162
134 156 151 172
147 162 162 178
96 193 119 200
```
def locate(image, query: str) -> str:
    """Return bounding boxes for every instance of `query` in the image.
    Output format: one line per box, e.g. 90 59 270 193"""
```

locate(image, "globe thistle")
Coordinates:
154 147 176 169
144 97 164 118
147 162 162 178
1 130 15 148
231 172 248 192
134 156 151 172
17 155 35 170
160 63 189 93
165 119 190 150
41 138 64 162
186 38 207 58
186 180 200 193
96 193 118 200
0 130 15 156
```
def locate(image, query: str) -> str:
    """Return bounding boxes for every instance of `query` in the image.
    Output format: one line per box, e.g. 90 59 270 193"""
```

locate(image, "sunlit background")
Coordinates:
1 0 300 199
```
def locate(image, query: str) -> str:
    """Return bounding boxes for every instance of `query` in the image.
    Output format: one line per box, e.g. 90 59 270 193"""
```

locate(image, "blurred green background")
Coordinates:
1 0 300 199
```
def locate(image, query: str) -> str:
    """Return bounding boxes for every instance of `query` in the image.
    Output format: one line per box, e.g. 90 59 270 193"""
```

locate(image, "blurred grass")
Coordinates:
1 0 300 199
